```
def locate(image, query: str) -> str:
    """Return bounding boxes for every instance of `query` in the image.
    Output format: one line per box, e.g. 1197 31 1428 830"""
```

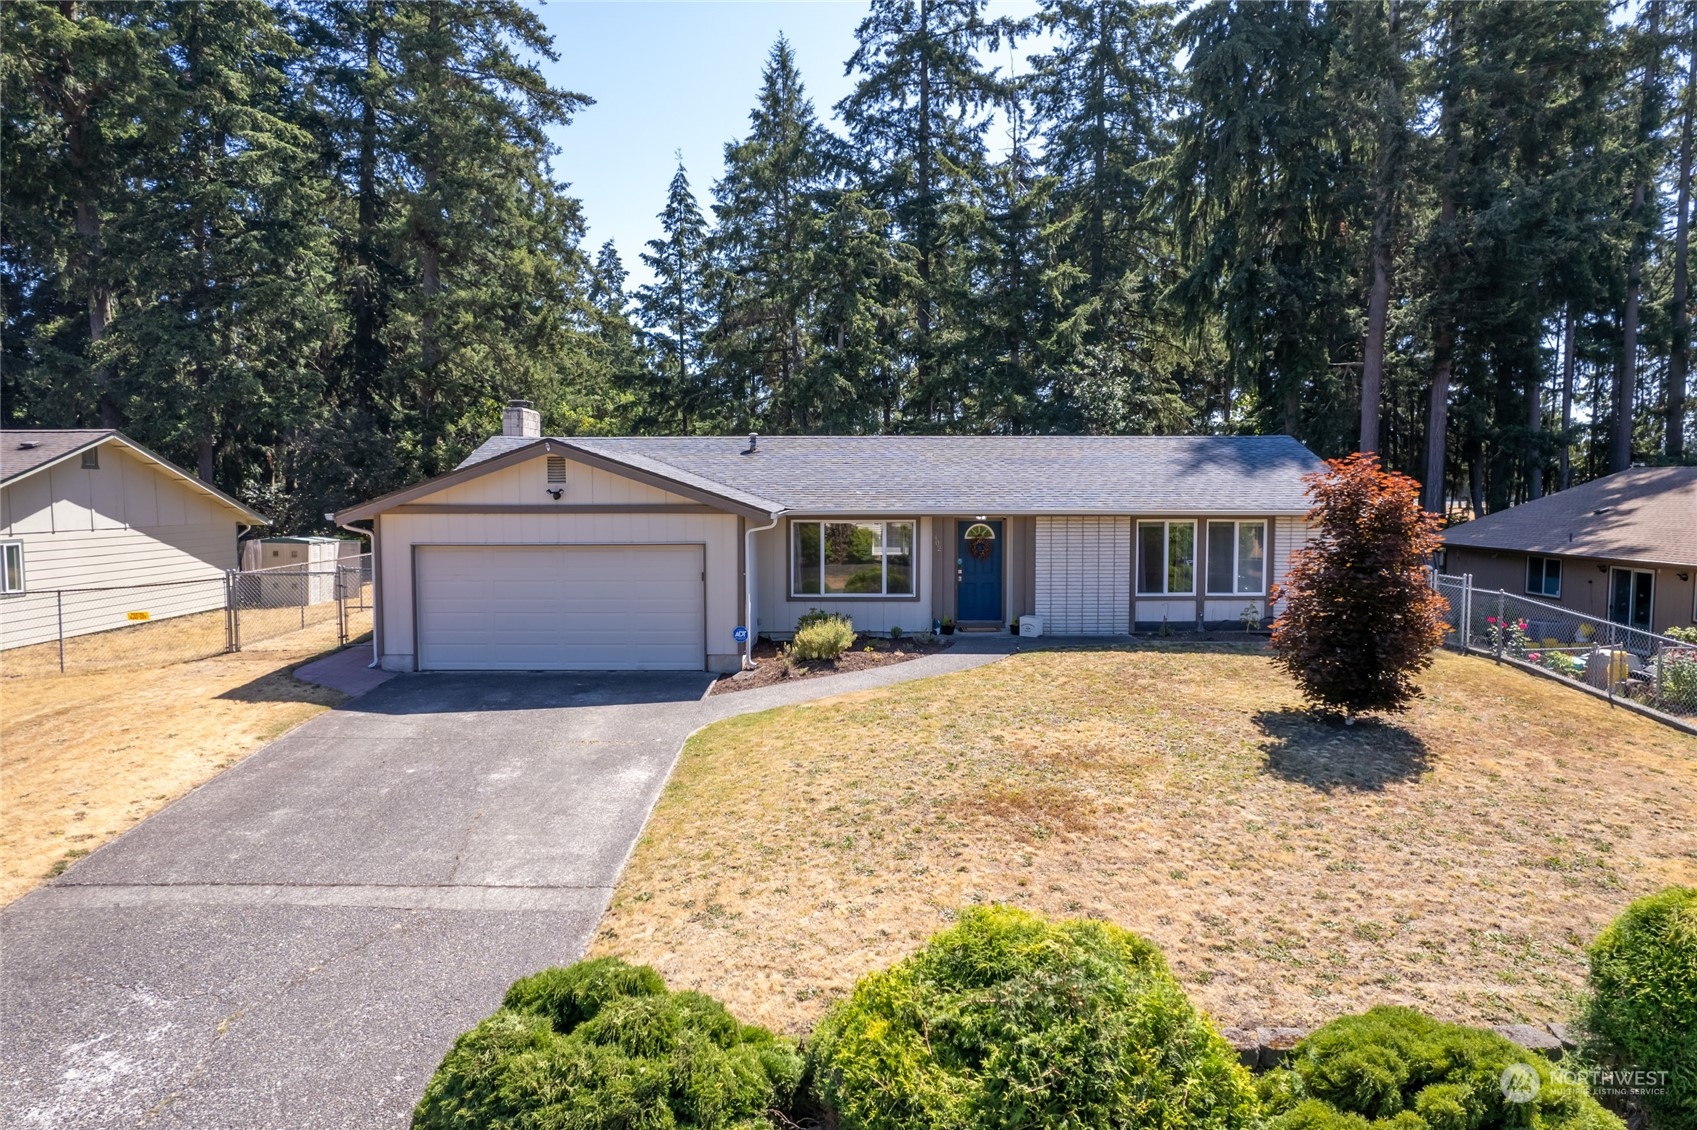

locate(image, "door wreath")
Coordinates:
964 523 996 560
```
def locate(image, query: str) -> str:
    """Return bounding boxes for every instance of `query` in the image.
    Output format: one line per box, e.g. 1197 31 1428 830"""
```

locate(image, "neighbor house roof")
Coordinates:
0 428 268 524
1440 465 1697 568
446 433 1326 516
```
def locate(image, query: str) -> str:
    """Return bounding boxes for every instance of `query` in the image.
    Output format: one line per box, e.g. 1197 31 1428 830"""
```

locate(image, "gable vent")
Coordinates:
546 456 568 484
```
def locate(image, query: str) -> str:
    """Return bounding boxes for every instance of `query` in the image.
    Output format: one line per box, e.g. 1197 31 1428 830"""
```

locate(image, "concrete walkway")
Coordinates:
0 641 1019 1130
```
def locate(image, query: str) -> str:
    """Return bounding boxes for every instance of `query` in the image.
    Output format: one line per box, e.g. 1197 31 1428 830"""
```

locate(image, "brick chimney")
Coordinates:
502 399 541 438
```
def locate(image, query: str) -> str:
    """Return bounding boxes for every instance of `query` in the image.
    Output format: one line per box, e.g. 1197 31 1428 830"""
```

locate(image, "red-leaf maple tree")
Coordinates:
1270 452 1450 718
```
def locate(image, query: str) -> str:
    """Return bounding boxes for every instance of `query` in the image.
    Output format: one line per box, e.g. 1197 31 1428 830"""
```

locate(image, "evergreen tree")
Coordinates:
636 162 715 431
838 0 1005 427
710 37 832 431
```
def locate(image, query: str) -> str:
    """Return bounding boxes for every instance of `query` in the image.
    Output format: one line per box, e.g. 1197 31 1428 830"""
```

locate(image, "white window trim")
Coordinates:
1204 519 1268 597
789 519 919 599
1136 520 1197 597
1524 555 1562 599
0 540 23 595
1609 567 1654 628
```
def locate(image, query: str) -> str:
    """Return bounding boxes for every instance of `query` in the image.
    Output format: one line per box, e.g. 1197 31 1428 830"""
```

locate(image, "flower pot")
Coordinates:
941 625 955 636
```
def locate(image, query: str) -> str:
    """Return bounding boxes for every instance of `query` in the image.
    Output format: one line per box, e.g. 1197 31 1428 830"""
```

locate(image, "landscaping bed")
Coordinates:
596 644 1697 1036
708 635 952 695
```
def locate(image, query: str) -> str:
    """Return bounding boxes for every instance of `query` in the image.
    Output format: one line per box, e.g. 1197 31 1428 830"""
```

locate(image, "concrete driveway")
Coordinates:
0 641 1017 1129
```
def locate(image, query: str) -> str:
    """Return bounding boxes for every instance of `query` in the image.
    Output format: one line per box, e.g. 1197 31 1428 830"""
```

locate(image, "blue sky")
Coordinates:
532 1 1042 289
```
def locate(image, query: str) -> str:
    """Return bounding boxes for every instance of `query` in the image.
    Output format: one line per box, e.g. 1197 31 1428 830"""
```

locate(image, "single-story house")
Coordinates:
1440 465 1697 636
0 429 268 650
332 403 1323 673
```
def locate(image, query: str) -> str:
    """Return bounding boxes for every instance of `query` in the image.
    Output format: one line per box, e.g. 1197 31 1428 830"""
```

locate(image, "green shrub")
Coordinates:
790 617 855 661
795 608 849 632
1260 1006 1622 1130
1583 886 1697 1130
806 905 1258 1130
412 956 802 1129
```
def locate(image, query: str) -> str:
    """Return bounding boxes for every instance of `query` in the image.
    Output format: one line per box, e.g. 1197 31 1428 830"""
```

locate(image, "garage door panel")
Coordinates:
416 545 704 671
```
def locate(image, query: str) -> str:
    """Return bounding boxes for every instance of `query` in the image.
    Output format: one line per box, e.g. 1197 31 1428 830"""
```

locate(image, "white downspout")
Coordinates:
744 513 780 669
328 514 379 668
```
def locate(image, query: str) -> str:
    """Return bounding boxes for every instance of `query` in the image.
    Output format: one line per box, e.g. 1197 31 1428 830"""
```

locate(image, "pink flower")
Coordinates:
1486 616 1497 624
1517 620 1528 630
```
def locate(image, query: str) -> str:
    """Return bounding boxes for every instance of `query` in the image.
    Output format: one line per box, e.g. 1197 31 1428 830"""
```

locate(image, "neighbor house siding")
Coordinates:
1035 516 1132 635
374 455 743 671
0 442 243 650
1445 547 1697 636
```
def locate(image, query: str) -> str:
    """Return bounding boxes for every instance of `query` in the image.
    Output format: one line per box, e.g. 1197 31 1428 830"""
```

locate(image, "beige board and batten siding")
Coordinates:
1270 515 1314 614
0 441 242 649
1036 517 1132 635
374 453 742 672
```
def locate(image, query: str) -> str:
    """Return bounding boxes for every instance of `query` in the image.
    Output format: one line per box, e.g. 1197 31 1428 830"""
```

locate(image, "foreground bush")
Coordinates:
1260 1006 1621 1130
413 956 802 1129
806 905 1257 1130
789 615 855 661
1583 886 1697 1130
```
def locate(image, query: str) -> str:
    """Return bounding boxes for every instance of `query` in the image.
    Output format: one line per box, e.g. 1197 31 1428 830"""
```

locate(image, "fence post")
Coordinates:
336 566 348 647
56 590 65 673
1494 590 1505 661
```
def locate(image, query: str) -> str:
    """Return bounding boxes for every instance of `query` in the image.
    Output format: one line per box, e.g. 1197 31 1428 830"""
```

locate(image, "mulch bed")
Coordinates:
709 636 956 695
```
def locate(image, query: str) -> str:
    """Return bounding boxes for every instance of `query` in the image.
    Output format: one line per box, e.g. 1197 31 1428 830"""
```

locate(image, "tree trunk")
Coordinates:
1669 14 1695 460
1526 363 1543 499
1613 0 1663 473
1359 0 1400 455
915 0 933 377
1560 304 1576 489
1424 324 1452 516
418 3 443 377
197 437 215 484
60 1 117 427
353 0 382 404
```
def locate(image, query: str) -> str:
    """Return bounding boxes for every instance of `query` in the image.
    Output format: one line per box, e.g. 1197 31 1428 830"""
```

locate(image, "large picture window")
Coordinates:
0 541 22 594
1137 521 1195 595
1525 556 1561 598
1206 521 1267 596
791 520 916 597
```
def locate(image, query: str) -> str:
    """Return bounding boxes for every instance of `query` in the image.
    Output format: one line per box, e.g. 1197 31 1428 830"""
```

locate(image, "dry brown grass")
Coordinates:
0 622 352 904
594 645 1697 1036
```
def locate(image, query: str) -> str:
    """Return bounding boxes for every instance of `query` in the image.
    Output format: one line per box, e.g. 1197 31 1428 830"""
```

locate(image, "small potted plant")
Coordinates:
1010 617 1020 635
941 617 955 636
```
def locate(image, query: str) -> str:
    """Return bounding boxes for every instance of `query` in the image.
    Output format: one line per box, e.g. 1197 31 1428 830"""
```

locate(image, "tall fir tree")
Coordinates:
636 162 715 431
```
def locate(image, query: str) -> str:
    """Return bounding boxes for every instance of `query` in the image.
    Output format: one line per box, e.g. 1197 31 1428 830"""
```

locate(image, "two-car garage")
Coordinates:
413 544 707 671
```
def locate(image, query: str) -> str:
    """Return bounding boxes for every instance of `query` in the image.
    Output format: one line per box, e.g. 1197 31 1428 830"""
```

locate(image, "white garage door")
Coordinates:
416 545 704 671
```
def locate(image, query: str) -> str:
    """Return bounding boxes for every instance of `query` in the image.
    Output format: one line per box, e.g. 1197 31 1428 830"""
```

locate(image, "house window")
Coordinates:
1525 556 1561 598
1206 521 1267 596
1137 521 1195 595
791 520 915 597
81 449 99 469
0 541 22 594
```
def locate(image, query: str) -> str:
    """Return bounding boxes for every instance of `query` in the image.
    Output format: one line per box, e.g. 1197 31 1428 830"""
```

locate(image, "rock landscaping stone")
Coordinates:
1256 1027 1308 1068
1218 1027 1260 1069
1494 1023 1564 1060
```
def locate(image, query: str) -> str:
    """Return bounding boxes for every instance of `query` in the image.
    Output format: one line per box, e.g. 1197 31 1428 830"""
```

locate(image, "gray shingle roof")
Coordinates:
0 428 114 483
459 434 1325 515
1440 466 1697 567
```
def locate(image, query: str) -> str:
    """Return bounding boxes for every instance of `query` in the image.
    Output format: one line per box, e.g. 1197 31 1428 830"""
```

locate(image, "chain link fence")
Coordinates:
0 554 372 676
1434 572 1697 718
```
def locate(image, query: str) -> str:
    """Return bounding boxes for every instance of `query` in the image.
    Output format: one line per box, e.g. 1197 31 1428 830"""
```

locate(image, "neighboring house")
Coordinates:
333 402 1324 673
0 429 267 650
1440 465 1697 636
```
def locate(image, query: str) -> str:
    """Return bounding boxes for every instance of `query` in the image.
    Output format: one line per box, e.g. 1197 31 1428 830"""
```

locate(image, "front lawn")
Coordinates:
594 645 1697 1035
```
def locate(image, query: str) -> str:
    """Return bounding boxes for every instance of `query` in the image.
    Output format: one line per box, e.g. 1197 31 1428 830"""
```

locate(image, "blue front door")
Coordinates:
956 520 1004 623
